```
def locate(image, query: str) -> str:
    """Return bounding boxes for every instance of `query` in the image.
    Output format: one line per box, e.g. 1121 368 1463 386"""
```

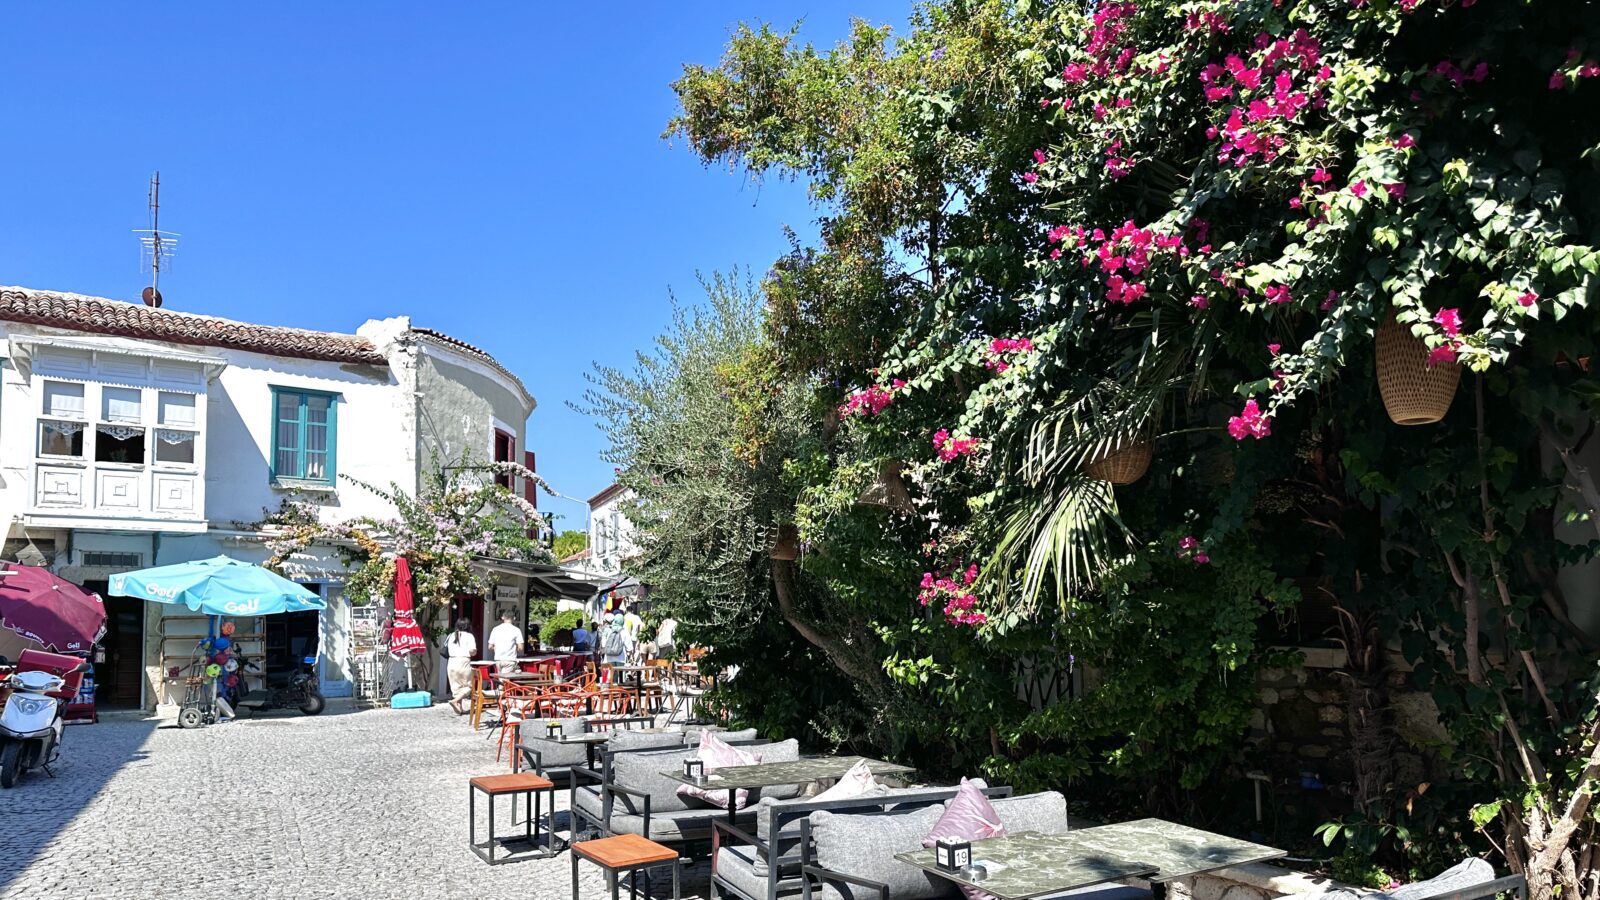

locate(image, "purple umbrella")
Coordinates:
0 563 106 653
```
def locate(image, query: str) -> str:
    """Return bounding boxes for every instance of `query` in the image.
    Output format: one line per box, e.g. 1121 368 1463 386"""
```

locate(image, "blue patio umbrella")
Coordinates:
108 556 326 616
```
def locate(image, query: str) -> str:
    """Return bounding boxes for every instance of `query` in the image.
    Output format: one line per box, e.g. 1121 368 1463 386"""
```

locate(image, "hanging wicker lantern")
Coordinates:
1375 313 1461 425
1084 439 1153 485
769 524 800 560
856 461 915 513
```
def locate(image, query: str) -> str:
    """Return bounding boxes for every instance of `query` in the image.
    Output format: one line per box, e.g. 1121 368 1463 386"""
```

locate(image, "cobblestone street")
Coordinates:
0 704 703 900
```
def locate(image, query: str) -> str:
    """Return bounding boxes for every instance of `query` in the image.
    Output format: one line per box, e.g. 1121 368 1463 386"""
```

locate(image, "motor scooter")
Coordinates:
231 654 325 717
0 655 85 788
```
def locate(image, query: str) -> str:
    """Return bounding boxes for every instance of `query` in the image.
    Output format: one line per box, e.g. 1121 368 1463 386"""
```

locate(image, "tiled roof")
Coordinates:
0 287 387 365
412 327 532 405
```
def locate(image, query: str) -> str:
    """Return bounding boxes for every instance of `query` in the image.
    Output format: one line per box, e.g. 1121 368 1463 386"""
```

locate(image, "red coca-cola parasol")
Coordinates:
387 557 428 658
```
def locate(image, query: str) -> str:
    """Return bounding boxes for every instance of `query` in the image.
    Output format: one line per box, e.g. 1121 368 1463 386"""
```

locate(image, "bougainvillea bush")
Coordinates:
652 1 1600 896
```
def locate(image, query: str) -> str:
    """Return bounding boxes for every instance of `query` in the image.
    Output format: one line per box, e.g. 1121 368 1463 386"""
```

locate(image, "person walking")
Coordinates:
486 611 524 675
619 602 644 663
599 612 627 676
443 618 477 715
571 619 593 652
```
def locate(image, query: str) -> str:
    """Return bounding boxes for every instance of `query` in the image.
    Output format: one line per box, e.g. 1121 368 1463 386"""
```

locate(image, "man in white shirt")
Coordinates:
486 612 524 675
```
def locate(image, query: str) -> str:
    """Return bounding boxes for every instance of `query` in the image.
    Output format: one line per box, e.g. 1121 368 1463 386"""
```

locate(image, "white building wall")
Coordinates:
0 311 536 710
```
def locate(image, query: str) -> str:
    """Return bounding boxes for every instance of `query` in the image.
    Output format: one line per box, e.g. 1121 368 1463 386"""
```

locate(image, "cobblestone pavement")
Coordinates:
0 704 708 900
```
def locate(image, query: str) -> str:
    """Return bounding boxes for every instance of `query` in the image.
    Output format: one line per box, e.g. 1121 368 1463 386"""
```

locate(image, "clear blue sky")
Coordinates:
1 3 907 531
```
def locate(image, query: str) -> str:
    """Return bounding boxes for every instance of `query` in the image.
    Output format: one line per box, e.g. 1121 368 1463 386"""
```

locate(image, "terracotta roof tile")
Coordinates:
0 287 388 365
411 327 531 405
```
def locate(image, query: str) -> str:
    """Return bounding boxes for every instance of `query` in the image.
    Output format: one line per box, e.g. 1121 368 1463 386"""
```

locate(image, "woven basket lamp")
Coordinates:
769 524 800 560
1084 439 1153 485
1375 314 1461 425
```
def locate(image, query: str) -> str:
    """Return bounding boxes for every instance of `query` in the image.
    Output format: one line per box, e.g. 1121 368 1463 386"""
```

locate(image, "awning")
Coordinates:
471 556 612 602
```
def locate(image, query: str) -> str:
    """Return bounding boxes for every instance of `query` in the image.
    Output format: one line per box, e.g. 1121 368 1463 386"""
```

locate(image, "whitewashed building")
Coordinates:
0 286 540 711
584 482 638 577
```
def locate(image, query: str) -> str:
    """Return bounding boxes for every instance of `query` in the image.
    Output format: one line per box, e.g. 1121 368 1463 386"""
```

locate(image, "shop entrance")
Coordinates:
450 594 484 646
85 582 144 709
265 609 321 675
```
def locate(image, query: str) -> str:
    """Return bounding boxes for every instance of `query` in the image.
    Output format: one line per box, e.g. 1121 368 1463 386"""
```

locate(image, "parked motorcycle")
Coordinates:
0 655 85 788
231 654 324 717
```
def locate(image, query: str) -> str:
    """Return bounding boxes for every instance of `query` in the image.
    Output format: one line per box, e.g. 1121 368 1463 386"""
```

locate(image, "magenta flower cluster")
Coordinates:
838 379 907 418
918 563 987 627
933 429 981 461
1201 30 1332 168
1433 58 1489 89
985 337 1036 372
1227 398 1272 440
1049 220 1187 305
1427 307 1464 367
1551 49 1600 89
1177 535 1211 565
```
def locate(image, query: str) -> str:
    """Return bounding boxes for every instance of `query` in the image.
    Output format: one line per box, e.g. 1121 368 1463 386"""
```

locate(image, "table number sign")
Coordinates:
935 837 972 872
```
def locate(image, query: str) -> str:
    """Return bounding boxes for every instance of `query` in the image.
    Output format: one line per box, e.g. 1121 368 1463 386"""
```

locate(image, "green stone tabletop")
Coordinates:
897 832 1157 900
659 755 914 790
1065 818 1285 881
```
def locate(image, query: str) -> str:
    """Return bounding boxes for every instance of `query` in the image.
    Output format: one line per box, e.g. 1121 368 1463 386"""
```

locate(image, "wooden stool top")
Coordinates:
469 772 554 794
571 834 678 869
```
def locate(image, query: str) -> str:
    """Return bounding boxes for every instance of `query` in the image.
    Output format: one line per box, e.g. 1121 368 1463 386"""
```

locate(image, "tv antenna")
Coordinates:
133 171 178 307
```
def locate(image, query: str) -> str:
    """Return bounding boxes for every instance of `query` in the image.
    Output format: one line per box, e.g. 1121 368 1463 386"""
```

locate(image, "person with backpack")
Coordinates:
599 612 627 670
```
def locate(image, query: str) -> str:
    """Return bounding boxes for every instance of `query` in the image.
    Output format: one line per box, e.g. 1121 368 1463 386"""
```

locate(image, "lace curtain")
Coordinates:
96 424 143 441
156 429 196 445
42 420 85 436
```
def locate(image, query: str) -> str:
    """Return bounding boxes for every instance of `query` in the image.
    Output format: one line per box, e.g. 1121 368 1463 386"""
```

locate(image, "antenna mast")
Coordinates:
133 171 178 307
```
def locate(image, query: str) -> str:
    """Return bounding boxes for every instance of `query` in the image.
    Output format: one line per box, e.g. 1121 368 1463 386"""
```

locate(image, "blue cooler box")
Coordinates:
389 690 432 709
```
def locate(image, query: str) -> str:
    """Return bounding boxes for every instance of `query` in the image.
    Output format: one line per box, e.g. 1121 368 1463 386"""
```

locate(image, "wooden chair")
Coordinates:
469 666 502 731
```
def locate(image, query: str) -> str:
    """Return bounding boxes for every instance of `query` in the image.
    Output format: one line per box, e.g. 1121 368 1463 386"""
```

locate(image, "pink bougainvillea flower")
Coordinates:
1384 182 1407 200
1227 398 1273 440
1312 167 1333 183
1192 552 1211 564
1289 197 1303 209
1427 344 1458 366
1433 307 1462 337
1550 71 1568 90
1393 133 1417 148
1518 291 1539 307
1350 180 1368 198
1268 343 1282 355
1179 535 1200 550
1032 149 1047 165
1264 284 1292 305
1323 290 1340 311
1023 172 1039 184
1189 294 1210 309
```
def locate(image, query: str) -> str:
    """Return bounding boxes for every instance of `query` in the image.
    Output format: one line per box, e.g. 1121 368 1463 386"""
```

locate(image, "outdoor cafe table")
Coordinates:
605 665 655 711
895 818 1285 900
662 756 916 824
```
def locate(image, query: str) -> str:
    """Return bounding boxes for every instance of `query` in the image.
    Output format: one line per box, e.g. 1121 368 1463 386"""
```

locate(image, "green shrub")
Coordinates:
539 609 584 647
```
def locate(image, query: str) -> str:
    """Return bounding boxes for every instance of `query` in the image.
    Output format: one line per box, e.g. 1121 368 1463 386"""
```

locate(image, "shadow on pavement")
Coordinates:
0 717 157 896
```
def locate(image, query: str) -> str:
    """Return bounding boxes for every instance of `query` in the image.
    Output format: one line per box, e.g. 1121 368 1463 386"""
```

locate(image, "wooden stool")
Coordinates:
570 834 681 900
468 772 557 865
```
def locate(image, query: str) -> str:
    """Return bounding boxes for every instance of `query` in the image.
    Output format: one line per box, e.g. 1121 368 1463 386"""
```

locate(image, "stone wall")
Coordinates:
1251 647 1451 794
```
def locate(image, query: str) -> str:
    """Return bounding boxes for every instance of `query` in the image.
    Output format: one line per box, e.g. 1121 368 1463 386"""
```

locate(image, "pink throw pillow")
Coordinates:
923 778 1005 900
676 730 762 810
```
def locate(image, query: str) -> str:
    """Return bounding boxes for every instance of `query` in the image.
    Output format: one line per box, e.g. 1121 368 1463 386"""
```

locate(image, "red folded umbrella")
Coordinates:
388 557 428 657
0 562 106 653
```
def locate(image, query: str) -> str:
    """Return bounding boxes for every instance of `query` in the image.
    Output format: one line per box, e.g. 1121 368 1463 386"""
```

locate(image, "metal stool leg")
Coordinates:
673 858 682 900
571 848 580 900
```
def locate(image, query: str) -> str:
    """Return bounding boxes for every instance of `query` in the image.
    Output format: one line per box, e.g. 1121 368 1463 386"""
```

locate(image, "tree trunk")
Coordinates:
769 557 886 689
